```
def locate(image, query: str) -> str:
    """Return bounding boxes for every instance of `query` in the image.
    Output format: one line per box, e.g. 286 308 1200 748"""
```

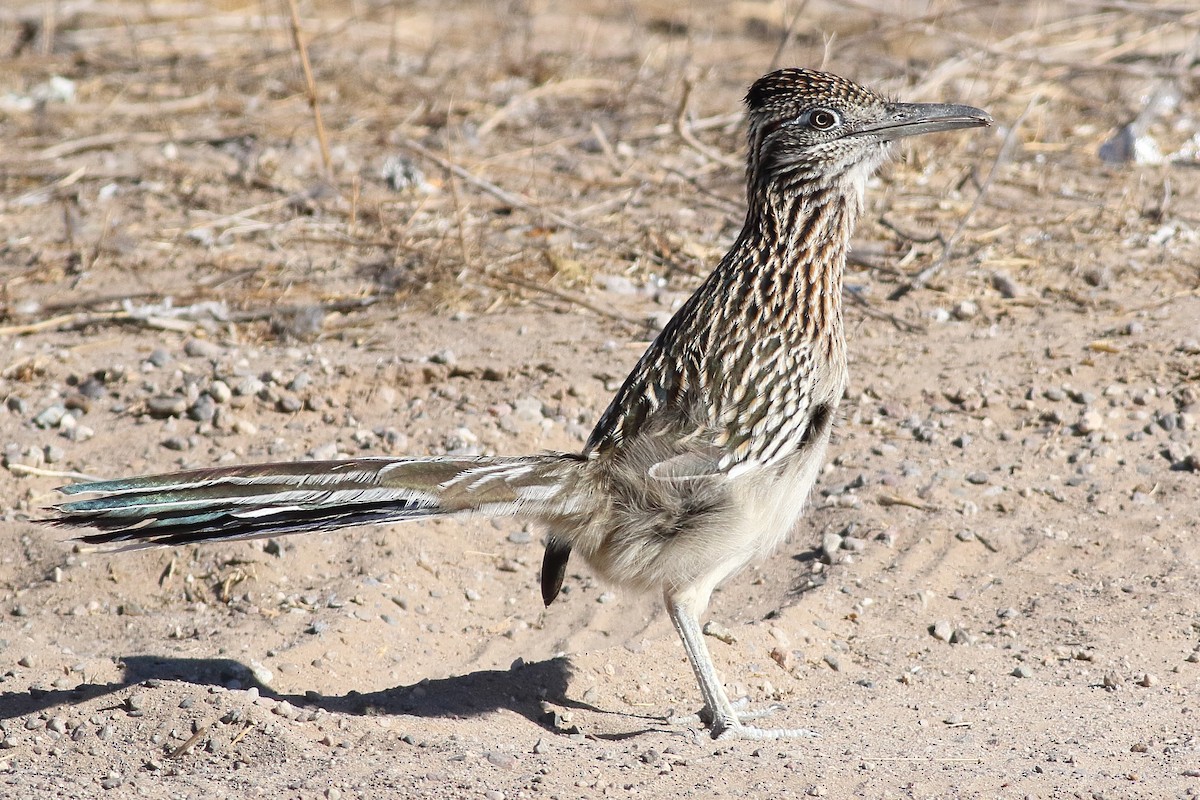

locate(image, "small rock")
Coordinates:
188 394 216 422
702 620 736 644
147 348 172 367
277 393 303 413
930 620 954 642
207 380 232 403
1075 410 1104 435
147 395 187 418
1011 665 1032 678
485 751 515 769
309 442 339 460
184 338 222 358
991 272 1022 299
429 349 456 366
820 532 843 563
841 535 867 552
952 300 978 320
33 404 67 429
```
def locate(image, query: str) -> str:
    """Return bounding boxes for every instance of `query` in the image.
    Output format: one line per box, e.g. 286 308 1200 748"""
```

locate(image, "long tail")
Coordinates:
50 454 585 548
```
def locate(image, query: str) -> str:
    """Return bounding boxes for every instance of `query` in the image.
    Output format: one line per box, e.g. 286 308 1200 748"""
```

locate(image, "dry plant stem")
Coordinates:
767 0 813 73
485 274 644 327
846 290 926 334
3 464 104 482
888 90 1039 301
285 0 332 177
675 79 742 169
398 137 585 235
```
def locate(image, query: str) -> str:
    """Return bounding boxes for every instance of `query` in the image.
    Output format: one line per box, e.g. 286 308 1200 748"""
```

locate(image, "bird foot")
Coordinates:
668 699 818 739
711 720 821 741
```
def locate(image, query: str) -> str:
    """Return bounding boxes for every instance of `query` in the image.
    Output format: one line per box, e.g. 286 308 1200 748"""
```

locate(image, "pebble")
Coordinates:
33 404 67 428
147 395 187 418
513 397 544 422
507 529 532 545
429 349 456 366
1075 410 1104 435
930 620 954 642
184 338 222 358
820 532 844 563
188 394 216 422
207 380 232 403
991 272 1022 298
277 393 303 413
841 536 867 552
147 347 171 367
310 443 339 460
952 300 978 320
287 372 312 392
702 620 736 644
1011 665 1032 678
485 751 515 769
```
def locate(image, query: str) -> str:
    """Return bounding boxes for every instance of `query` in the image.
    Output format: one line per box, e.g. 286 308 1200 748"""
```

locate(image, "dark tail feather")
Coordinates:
50 455 571 548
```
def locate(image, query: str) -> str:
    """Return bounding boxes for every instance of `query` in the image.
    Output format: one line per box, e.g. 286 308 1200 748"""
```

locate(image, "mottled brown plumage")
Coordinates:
49 69 990 740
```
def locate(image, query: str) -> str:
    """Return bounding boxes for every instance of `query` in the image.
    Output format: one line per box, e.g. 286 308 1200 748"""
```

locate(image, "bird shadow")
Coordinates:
0 654 661 739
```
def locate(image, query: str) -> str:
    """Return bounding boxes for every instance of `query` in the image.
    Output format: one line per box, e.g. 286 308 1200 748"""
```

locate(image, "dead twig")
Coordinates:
5 464 105 482
845 289 926 334
486 274 645 327
170 724 210 759
675 78 742 169
398 137 585 235
284 0 332 177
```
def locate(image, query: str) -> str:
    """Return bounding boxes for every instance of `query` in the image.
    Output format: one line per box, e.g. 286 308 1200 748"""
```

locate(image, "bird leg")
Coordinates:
666 592 818 740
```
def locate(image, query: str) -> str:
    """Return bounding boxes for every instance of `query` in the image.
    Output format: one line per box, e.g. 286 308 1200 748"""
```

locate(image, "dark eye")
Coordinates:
809 109 839 131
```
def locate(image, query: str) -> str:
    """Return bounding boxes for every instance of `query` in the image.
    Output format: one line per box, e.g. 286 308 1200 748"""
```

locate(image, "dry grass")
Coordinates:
1 0 1197 336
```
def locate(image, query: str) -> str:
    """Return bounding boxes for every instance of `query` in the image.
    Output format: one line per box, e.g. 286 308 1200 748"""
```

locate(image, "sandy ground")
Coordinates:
2 1 1199 798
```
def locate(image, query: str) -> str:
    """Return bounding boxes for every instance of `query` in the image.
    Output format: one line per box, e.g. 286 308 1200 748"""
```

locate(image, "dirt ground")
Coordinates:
2 1 1200 798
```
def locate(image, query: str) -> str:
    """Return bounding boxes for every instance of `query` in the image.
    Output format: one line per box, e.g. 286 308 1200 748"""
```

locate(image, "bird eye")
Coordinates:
808 109 839 131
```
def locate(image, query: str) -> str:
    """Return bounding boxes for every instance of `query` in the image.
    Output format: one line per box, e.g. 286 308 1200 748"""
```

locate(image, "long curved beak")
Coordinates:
856 102 993 140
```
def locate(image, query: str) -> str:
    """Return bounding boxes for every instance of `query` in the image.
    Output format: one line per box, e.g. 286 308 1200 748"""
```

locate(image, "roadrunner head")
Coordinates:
744 68 991 193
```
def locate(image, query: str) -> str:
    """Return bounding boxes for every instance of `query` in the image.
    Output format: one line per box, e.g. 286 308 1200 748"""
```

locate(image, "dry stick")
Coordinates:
485 274 645 327
5 464 104 482
284 0 332 177
397 137 586 235
767 0 813 73
887 90 1040 302
675 79 742 169
845 290 925 334
170 724 210 759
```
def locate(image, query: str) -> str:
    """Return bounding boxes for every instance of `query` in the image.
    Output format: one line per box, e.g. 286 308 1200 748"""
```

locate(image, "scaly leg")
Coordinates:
666 592 818 740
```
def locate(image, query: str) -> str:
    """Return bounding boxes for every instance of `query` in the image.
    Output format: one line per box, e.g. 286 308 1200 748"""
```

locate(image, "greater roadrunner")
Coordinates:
49 69 990 740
